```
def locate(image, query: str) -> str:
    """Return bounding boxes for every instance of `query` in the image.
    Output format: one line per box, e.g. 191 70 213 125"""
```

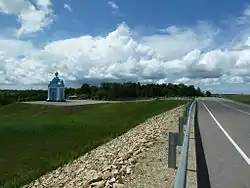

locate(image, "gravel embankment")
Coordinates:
23 105 186 188
123 105 197 188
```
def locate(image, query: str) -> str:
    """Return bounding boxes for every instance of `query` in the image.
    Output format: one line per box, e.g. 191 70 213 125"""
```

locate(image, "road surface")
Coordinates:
197 98 250 188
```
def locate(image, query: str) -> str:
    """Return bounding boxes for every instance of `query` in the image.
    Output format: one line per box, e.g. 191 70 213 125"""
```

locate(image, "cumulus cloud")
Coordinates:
64 4 72 12
142 24 218 61
0 0 54 36
108 1 119 10
1 6 250 91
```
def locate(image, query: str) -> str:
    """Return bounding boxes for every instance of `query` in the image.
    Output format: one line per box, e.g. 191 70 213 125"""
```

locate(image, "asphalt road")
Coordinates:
197 98 250 188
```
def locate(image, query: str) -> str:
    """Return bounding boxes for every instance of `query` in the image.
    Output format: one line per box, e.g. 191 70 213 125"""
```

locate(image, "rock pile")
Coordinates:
23 105 184 188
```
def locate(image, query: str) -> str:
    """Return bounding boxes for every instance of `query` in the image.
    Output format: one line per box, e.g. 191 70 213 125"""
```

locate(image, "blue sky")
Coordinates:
34 0 250 36
1 0 250 93
4 0 248 39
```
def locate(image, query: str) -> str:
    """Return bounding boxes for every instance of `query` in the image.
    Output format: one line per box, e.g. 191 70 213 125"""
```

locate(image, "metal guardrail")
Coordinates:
167 99 196 188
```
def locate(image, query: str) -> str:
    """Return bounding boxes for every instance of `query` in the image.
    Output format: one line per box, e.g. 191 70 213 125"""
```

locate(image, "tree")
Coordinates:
0 82 207 106
78 83 91 97
205 90 212 97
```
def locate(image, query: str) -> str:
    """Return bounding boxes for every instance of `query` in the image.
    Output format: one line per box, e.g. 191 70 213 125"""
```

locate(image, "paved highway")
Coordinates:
197 98 250 188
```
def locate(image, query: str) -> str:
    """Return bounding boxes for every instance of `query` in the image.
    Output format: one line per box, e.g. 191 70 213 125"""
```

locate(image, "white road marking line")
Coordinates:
201 101 250 166
217 101 250 116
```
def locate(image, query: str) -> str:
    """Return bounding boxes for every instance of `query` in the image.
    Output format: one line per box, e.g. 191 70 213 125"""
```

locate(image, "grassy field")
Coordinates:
223 94 250 104
0 100 186 188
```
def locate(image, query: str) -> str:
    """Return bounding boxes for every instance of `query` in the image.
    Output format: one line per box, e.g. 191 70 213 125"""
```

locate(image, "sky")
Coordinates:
1 1 250 93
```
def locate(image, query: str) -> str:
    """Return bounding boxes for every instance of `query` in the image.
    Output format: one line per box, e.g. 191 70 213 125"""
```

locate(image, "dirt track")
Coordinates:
21 100 118 106
21 98 189 106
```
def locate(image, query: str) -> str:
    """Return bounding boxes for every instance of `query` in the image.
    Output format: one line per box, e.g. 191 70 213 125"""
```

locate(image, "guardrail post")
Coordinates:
168 132 178 168
178 116 184 146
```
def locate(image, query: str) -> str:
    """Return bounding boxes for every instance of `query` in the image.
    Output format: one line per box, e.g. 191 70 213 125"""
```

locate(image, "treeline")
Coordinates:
0 82 211 106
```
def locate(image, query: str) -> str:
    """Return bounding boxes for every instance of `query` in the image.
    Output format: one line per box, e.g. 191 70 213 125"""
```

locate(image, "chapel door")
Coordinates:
51 88 56 101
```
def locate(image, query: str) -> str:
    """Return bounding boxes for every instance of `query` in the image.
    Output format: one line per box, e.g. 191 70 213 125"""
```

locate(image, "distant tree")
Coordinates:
78 83 91 96
160 87 169 96
96 89 108 100
78 93 88 99
0 81 207 106
65 88 76 97
196 87 203 97
205 90 212 97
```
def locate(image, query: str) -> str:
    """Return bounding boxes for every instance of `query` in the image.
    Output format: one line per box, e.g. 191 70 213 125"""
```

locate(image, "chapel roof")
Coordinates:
48 72 65 87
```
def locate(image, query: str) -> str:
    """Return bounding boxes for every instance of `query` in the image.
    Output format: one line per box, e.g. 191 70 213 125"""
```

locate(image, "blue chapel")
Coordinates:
47 72 65 102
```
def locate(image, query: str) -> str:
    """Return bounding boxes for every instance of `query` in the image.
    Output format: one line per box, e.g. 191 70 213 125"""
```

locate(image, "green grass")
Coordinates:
0 100 186 188
223 94 250 104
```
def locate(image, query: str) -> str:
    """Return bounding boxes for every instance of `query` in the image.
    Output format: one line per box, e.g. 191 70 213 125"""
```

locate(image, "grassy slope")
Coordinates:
0 100 186 188
223 94 250 104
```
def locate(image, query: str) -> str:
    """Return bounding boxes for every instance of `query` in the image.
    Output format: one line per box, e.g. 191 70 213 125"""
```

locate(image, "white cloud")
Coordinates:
174 77 191 84
237 5 250 25
64 4 72 12
2 6 250 92
108 1 119 10
224 75 245 84
142 24 218 61
0 0 54 36
0 23 243 86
